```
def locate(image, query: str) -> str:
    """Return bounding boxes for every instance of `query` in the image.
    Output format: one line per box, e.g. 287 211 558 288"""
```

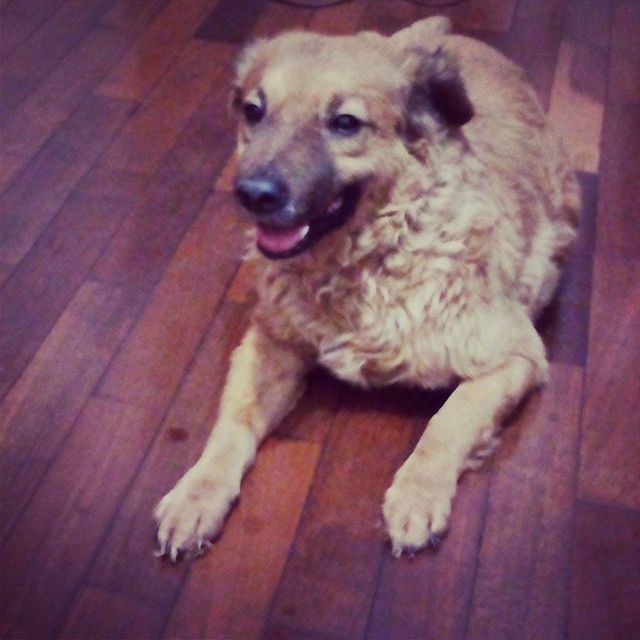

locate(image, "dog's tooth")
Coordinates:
328 196 343 214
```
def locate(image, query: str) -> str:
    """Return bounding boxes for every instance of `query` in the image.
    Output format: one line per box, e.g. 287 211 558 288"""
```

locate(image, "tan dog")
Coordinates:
155 17 580 560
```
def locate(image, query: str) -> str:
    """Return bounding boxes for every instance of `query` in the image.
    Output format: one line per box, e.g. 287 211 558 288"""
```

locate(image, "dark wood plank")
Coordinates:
547 0 612 173
0 0 110 116
464 0 517 33
0 0 66 58
540 171 598 366
96 192 246 409
263 387 445 640
608 0 640 107
77 301 249 611
163 439 320 640
0 26 134 190
569 500 640 640
594 105 640 256
491 0 567 110
0 280 135 543
0 191 133 400
102 39 234 175
0 94 136 267
465 364 583 640
96 0 216 101
100 0 170 33
89 53 237 295
195 0 268 42
59 587 165 640
308 0 367 35
0 398 161 640
251 0 315 37
359 0 421 36
579 255 640 509
365 471 489 640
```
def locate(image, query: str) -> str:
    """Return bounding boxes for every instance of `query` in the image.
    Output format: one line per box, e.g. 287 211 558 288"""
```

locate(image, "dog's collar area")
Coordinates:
255 183 361 259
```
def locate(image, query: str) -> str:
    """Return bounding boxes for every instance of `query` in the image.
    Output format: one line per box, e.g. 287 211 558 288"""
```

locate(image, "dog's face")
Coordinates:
231 22 473 260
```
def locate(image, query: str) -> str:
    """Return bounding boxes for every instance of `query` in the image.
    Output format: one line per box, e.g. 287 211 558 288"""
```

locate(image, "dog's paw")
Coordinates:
383 463 456 557
154 466 238 561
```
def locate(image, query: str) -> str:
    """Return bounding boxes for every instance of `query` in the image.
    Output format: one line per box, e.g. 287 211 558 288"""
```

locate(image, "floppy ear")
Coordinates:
390 16 451 49
403 47 474 135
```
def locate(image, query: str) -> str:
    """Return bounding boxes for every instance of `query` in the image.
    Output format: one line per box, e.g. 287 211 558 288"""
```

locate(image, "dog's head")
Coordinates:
231 19 473 260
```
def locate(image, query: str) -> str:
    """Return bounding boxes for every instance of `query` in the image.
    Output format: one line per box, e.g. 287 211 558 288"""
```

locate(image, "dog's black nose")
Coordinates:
235 175 289 215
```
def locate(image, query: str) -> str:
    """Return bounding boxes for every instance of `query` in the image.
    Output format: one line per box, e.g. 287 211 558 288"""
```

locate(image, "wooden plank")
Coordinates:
579 255 640 509
359 0 421 36
96 0 216 101
464 364 583 640
547 0 612 172
195 0 268 43
0 280 135 542
365 471 489 640
608 0 640 107
308 0 367 35
0 192 133 400
263 386 441 639
59 587 165 640
493 0 567 110
0 261 12 288
163 439 321 640
102 39 235 175
100 0 170 33
96 192 247 409
540 171 598 367
89 55 238 295
0 26 134 190
594 105 640 256
79 301 249 609
0 0 110 115
0 398 161 639
465 0 516 33
568 500 640 640
0 94 136 265
251 0 315 37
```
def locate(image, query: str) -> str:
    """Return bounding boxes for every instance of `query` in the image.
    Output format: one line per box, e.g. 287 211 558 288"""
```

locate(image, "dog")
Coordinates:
154 17 580 560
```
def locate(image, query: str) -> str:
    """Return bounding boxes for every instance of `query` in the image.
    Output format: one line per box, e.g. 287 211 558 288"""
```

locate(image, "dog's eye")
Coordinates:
329 114 362 136
243 102 264 124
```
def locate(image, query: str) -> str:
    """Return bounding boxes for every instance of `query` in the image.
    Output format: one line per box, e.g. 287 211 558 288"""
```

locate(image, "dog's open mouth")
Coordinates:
256 183 361 260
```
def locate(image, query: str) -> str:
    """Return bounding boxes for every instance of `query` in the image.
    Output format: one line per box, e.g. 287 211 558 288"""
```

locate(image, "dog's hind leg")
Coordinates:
383 349 547 557
154 323 308 560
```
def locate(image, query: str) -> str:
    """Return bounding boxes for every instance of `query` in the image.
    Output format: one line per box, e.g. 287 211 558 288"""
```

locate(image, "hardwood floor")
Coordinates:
0 1 638 638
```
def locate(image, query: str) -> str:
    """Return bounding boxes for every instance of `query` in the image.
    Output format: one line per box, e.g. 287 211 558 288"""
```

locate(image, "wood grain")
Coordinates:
0 280 134 543
79 301 249 610
102 39 234 175
0 26 134 190
594 105 640 256
608 0 640 107
263 387 438 640
0 94 136 266
579 255 640 509
0 192 133 400
0 0 109 115
96 0 216 101
568 500 640 640
97 192 246 409
0 397 161 639
164 439 320 640
465 0 516 33
465 364 583 640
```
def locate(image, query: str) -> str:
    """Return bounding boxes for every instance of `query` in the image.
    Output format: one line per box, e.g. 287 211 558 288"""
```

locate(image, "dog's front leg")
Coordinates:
154 323 308 560
384 354 546 556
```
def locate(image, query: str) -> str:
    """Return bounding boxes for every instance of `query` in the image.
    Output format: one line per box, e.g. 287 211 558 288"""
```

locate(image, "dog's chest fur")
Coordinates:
254 204 494 390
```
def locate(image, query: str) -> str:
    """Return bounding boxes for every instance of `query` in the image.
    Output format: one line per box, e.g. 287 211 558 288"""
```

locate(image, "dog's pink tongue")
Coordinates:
257 223 309 254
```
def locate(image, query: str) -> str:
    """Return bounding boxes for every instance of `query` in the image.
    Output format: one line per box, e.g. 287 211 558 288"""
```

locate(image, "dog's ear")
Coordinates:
402 47 474 135
390 16 452 49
